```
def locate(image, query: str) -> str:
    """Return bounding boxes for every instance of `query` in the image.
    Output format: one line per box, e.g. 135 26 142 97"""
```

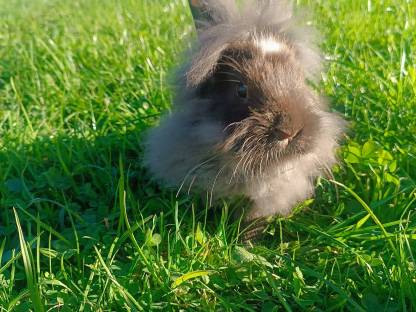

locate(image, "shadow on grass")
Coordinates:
0 129 248 262
0 131 160 251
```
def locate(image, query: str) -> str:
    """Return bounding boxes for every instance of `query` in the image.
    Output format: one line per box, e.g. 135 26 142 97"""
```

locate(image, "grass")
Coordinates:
0 0 415 310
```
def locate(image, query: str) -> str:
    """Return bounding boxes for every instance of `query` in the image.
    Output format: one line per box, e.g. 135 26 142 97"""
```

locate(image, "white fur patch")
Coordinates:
256 37 286 54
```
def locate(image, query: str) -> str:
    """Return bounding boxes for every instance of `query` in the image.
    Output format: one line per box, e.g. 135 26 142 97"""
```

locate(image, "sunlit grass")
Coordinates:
0 0 415 310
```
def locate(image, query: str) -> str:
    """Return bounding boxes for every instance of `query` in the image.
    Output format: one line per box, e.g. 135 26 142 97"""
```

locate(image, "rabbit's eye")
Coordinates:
236 83 248 98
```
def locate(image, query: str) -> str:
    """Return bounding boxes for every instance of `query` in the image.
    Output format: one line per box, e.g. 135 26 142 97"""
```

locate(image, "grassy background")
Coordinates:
0 0 415 310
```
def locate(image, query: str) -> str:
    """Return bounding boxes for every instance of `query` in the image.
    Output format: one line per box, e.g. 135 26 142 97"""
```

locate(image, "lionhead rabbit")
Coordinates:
144 0 345 233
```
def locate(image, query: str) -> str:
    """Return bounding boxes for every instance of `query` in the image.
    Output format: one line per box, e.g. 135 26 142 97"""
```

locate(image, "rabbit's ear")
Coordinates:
186 40 228 88
185 1 240 87
189 0 238 31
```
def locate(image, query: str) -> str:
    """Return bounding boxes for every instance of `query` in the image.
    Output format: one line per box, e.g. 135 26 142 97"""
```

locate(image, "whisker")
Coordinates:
230 155 245 184
223 121 243 133
209 162 228 206
187 175 197 195
176 153 220 197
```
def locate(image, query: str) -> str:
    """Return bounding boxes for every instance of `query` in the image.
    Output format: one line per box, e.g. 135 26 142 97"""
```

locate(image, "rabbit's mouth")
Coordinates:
291 128 303 141
271 128 303 147
286 128 306 149
218 119 317 177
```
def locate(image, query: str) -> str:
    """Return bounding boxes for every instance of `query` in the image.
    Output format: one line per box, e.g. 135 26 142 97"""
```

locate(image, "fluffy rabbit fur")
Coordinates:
144 0 345 222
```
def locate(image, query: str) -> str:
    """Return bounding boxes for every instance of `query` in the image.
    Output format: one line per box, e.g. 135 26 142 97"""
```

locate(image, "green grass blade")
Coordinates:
13 208 44 312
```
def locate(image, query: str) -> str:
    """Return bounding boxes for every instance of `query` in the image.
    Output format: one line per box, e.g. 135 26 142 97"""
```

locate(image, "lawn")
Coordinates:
0 0 415 310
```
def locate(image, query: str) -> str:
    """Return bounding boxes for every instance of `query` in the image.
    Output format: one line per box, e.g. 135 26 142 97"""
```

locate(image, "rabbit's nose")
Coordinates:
273 127 303 143
272 114 294 141
272 111 304 141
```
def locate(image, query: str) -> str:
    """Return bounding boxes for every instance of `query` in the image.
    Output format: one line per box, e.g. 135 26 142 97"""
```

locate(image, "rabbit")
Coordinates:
143 0 345 235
